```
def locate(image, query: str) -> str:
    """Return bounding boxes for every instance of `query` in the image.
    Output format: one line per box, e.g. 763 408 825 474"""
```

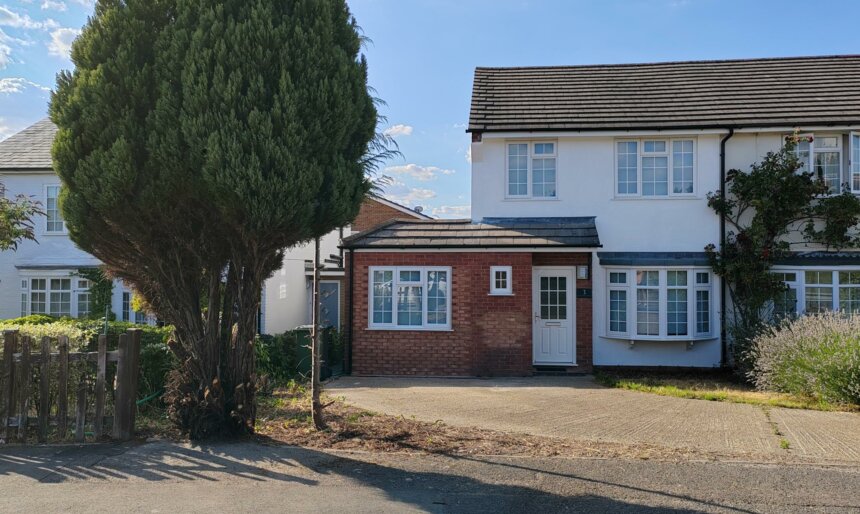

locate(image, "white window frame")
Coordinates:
786 133 843 194
607 271 629 336
773 268 860 315
614 138 697 198
44 184 66 234
489 266 513 295
604 268 714 341
368 266 452 331
850 132 860 193
505 141 558 200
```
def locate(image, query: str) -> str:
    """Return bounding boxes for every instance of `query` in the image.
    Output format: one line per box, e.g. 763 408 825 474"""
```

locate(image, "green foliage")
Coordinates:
750 313 860 406
50 0 383 438
256 328 343 386
706 136 860 370
76 267 115 320
2 314 56 325
0 181 43 251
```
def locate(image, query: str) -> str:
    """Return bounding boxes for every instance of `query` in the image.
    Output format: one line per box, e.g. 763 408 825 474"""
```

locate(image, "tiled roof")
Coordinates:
342 217 600 249
469 55 860 132
0 118 57 170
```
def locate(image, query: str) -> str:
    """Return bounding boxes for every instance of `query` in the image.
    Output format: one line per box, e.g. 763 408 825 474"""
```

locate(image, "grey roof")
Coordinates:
0 118 56 170
775 251 860 266
469 55 860 132
342 217 600 249
597 252 710 267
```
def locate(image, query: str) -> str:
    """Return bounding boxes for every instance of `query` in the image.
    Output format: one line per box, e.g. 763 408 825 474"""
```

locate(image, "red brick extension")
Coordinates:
347 252 593 376
351 197 423 233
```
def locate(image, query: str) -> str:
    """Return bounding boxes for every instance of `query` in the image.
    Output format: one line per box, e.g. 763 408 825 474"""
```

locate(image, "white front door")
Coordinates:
532 268 575 365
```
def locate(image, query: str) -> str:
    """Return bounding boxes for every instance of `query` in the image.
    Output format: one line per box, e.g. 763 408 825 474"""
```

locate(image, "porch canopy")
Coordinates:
341 217 600 250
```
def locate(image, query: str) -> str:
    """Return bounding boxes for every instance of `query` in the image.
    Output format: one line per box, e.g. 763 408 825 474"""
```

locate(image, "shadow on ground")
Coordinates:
0 438 767 513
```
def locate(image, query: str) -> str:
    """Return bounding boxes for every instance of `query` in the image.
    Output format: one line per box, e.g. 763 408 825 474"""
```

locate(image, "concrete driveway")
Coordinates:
328 376 860 463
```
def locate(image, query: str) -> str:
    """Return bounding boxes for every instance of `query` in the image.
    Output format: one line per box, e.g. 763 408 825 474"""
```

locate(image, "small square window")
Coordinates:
609 272 627 284
695 272 709 284
643 141 666 153
400 270 421 283
490 266 513 295
534 143 554 155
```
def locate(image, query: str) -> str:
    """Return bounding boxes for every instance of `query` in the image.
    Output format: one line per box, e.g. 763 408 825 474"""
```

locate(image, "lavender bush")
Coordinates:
750 312 860 406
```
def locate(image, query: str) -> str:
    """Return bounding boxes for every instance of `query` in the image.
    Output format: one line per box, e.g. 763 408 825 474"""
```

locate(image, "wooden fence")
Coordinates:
0 328 141 443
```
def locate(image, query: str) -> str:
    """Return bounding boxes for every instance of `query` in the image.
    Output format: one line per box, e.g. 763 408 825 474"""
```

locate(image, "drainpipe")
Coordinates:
719 128 735 368
346 248 355 375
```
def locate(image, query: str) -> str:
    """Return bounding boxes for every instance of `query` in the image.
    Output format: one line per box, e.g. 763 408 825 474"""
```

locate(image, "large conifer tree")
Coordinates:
50 0 377 437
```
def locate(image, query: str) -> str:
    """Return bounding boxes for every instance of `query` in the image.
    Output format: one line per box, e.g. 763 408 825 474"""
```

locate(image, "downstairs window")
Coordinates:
369 266 451 330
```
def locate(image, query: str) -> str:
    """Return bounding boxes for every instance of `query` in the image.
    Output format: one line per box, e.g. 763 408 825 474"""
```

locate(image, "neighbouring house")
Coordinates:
261 194 430 335
342 55 860 376
0 119 153 323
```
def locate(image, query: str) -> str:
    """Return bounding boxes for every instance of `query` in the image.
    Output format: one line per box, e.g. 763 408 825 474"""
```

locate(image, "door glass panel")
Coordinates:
539 274 567 320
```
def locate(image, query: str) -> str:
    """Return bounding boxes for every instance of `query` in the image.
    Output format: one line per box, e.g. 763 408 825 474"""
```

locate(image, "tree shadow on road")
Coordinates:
0 439 756 513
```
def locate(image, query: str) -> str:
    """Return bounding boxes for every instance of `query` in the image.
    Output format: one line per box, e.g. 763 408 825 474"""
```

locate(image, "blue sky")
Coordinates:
2 0 859 218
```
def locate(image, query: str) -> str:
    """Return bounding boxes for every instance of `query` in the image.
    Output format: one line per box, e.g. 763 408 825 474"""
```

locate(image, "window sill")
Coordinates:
488 292 514 296
366 326 453 332
42 232 69 236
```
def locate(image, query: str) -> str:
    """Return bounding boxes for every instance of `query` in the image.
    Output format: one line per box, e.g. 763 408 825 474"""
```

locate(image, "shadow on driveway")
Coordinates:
0 439 771 513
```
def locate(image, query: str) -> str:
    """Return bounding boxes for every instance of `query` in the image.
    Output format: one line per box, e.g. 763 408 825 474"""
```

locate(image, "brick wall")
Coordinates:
351 198 424 233
347 251 594 376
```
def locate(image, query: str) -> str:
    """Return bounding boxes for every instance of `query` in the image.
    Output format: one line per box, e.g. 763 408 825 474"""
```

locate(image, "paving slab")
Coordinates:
328 376 860 462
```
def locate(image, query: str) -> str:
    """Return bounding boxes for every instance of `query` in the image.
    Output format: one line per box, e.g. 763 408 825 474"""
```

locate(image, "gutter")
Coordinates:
719 128 735 368
346 248 355 375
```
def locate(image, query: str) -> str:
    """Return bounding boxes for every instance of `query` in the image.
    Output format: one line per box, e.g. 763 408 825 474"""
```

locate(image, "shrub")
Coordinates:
750 312 860 406
255 328 343 387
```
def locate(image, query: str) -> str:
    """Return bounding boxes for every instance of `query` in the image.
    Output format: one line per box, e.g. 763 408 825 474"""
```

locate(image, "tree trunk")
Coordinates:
311 237 325 430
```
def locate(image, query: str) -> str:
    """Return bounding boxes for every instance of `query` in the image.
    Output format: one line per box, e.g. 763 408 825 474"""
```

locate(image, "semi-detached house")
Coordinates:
342 55 860 375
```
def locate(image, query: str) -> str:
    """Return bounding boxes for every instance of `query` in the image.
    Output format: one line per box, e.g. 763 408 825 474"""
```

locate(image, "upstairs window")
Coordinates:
789 133 842 194
506 141 557 199
851 132 860 192
45 185 65 233
616 139 695 197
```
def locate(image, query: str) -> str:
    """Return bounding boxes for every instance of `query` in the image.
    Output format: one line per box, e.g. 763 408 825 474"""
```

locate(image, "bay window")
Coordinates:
606 268 713 339
775 269 860 315
616 138 696 197
506 141 557 199
369 266 451 330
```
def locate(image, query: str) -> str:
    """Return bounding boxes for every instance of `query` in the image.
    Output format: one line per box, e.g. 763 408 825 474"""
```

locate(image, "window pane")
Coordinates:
839 286 860 314
494 270 508 290
616 141 638 194
609 289 627 333
372 270 393 324
46 185 64 232
534 143 554 155
427 271 448 325
852 134 860 191
508 144 528 196
77 292 91 318
539 275 567 320
122 292 131 322
696 272 709 284
397 285 423 326
696 290 710 334
795 139 811 172
773 287 797 319
636 289 659 336
532 157 556 197
815 136 839 148
642 156 668 196
672 140 694 194
667 288 687 336
609 272 627 284
805 271 833 285
815 151 841 193
644 141 666 153
667 270 687 287
839 271 860 285
31 292 46 314
805 286 833 313
636 270 659 287
399 270 420 282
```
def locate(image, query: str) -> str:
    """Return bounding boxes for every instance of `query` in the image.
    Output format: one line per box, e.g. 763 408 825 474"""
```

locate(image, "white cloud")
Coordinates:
452 122 467 130
0 77 50 94
41 0 67 11
383 179 436 207
384 163 455 182
0 29 11 68
0 118 15 141
47 27 79 58
383 124 413 138
465 146 472 164
0 5 58 30
70 0 94 6
431 205 471 219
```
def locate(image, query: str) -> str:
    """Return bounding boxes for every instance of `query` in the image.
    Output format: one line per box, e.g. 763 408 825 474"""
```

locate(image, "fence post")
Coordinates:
17 337 31 441
38 337 50 443
57 336 69 440
113 329 142 441
94 334 107 439
2 330 18 442
75 378 86 443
